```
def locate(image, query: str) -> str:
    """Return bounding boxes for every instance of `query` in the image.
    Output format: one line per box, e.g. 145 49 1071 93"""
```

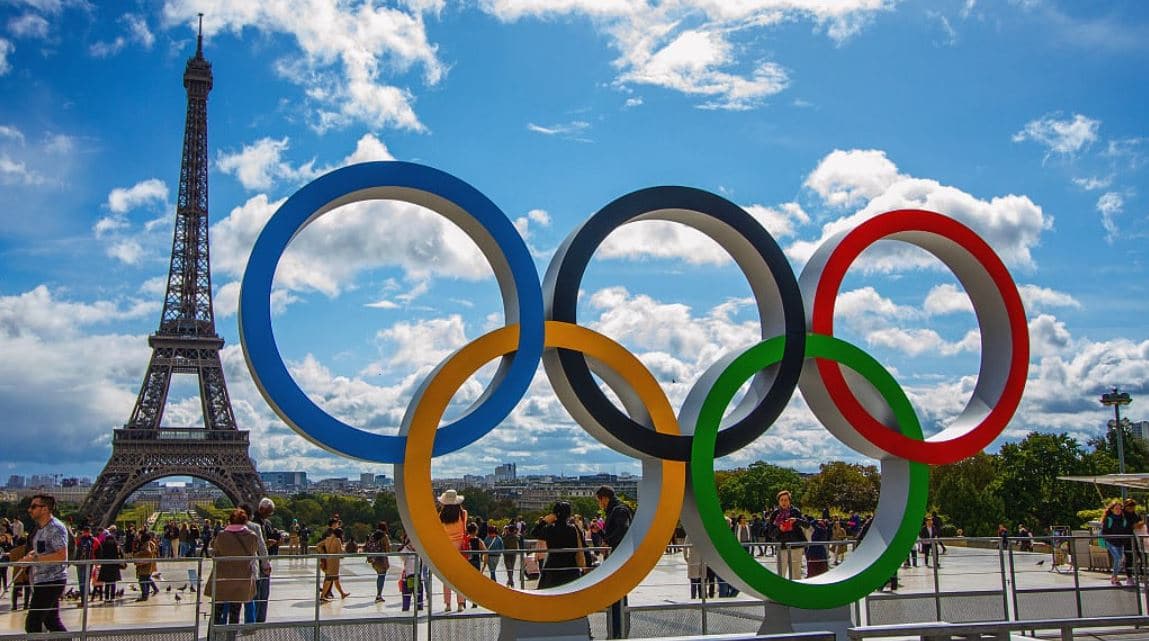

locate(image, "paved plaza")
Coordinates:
3 543 1141 638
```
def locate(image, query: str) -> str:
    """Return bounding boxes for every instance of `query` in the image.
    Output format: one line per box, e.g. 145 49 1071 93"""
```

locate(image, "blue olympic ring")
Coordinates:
239 162 544 462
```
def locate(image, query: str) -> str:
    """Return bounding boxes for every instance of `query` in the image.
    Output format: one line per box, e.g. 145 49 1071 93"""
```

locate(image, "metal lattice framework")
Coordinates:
81 23 264 527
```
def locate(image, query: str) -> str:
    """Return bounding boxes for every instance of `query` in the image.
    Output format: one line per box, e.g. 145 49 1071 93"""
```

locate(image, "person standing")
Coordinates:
1126 499 1146 581
438 489 469 612
251 498 277 622
24 494 69 633
597 485 631 639
805 519 830 577
316 527 350 601
920 517 941 568
364 522 392 602
682 535 704 598
74 524 98 606
501 524 520 587
532 501 585 589
734 515 753 552
483 525 504 582
831 519 848 565
766 490 808 580
930 512 948 555
1102 500 1132 585
209 509 260 637
96 529 124 604
134 531 159 601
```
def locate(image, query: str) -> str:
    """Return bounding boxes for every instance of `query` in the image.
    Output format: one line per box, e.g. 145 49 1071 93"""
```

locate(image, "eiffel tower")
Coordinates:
80 17 265 528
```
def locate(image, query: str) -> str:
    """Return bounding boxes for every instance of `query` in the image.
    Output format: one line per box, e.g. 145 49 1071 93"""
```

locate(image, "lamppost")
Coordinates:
1100 387 1133 499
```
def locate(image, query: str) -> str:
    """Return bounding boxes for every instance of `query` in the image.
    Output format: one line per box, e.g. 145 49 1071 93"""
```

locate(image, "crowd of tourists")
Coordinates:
9 489 1149 636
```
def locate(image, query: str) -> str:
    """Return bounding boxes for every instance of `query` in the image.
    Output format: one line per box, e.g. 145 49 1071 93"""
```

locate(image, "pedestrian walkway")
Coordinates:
1 544 1140 638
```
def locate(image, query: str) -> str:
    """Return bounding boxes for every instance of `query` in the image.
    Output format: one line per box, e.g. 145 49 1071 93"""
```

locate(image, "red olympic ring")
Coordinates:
808 210 1029 465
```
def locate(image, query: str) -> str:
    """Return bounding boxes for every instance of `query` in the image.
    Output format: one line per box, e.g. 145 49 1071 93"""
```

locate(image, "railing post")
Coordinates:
313 548 322 639
1071 535 1083 618
1007 538 1019 622
700 548 709 636
410 552 419 641
193 556 203 641
932 540 941 622
80 559 90 641
997 536 1010 621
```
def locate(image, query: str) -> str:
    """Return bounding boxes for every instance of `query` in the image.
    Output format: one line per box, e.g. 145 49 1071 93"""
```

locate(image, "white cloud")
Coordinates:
479 0 893 110
527 120 591 141
106 178 169 213
89 37 126 58
217 133 394 191
804 149 901 208
217 138 315 191
513 208 551 238
0 124 25 143
43 133 73 154
161 1 445 132
1096 191 1124 242
123 13 154 48
0 39 12 76
618 28 790 110
1018 284 1081 312
624 96 643 107
107 239 145 264
923 283 972 316
8 13 50 39
598 219 733 266
0 286 155 338
1073 175 1112 191
593 200 808 265
866 326 980 357
0 153 45 185
744 202 810 238
1013 113 1100 156
791 148 1051 272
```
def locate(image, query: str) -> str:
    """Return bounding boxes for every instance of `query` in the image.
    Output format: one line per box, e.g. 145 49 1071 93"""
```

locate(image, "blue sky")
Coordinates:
1 0 1147 483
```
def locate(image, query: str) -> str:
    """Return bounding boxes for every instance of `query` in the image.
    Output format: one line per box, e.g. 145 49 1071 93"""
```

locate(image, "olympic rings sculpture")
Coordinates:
238 161 1029 619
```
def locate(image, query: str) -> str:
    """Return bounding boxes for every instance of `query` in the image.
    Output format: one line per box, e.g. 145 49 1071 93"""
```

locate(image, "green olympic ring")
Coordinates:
685 333 929 609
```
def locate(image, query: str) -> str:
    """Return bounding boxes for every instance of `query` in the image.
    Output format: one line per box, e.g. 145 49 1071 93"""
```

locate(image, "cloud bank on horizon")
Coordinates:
1 0 1147 480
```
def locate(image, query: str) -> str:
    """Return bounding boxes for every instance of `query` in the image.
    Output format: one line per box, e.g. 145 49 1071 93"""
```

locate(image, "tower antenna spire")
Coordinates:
196 13 204 57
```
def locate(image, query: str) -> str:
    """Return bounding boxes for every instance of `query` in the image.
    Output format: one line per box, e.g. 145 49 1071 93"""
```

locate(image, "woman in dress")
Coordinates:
530 501 584 589
438 489 469 612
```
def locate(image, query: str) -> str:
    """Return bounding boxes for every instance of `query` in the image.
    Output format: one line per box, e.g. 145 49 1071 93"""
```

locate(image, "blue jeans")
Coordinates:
245 575 270 623
76 565 90 601
376 573 387 597
1109 544 1126 579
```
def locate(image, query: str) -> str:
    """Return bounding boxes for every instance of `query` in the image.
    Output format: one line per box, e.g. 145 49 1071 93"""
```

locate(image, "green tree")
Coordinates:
928 451 1005 537
996 432 1099 532
715 461 804 513
372 491 400 533
802 461 880 515
1087 421 1149 475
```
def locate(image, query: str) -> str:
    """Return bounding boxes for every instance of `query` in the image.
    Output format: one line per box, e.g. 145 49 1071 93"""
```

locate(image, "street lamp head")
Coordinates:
1101 388 1133 407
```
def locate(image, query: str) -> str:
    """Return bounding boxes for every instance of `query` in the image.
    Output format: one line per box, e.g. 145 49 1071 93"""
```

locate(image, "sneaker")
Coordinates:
457 604 464 612
375 596 385 602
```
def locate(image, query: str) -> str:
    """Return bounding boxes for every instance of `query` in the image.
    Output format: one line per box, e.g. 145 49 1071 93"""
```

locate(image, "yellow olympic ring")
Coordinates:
396 320 685 622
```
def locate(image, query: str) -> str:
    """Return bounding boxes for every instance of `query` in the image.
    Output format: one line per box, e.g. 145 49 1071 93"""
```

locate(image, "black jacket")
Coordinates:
602 498 632 550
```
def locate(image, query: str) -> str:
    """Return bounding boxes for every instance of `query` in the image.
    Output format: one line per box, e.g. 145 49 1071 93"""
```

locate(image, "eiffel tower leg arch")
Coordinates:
79 431 266 529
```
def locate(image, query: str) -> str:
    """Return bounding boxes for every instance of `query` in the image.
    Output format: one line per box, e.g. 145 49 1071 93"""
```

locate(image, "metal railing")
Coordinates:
3 534 1147 640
